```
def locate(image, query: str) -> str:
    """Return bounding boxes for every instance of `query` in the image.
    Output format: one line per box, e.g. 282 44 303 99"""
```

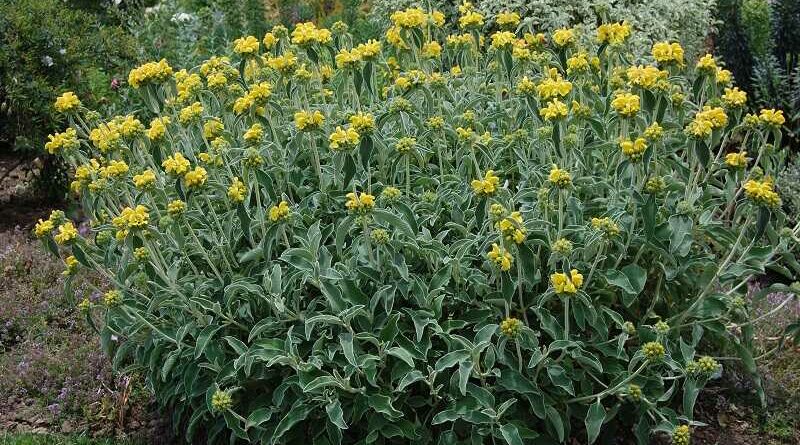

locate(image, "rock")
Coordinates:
61 420 74 434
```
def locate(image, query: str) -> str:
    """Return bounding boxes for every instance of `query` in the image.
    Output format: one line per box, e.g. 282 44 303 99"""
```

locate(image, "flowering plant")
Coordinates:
40 5 799 444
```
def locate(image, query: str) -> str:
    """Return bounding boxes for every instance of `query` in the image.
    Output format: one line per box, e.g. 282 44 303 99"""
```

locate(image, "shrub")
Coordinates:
0 0 136 198
39 5 799 444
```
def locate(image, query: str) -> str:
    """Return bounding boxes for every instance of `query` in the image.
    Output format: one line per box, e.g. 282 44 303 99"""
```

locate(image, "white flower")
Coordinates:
41 55 54 67
171 12 194 24
59 48 66 55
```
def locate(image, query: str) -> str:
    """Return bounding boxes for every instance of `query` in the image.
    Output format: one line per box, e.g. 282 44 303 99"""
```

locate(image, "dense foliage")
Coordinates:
37 4 800 444
369 0 717 61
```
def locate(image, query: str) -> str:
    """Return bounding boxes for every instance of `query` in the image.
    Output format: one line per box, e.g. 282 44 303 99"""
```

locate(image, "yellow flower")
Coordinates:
329 126 361 151
517 76 537 96
686 106 728 138
471 170 500 196
167 199 186 216
355 39 382 60
548 165 572 188
500 317 522 337
497 211 526 244
100 159 129 180
421 41 443 58
592 217 620 237
496 11 521 29
45 128 79 155
552 28 576 47
162 153 190 175
294 110 325 131
644 122 664 141
394 136 416 154
175 71 202 103
291 22 332 45
696 53 717 72
566 52 590 74
611 91 640 117
759 108 785 127
128 59 173 89
54 91 81 113
113 206 150 233
203 119 224 140
626 65 666 89
63 255 79 276
642 341 665 361
244 123 263 144
540 99 569 120
386 26 408 49
596 22 631 45
430 10 446 27
233 35 259 55
390 7 427 28
487 243 513 271
537 70 573 100
262 32 278 50
459 11 485 29
147 117 170 141
103 290 123 306
183 166 208 188
490 31 516 49
335 48 362 69
227 177 246 202
34 218 55 238
88 123 121 153
651 42 685 66
349 113 375 134
54 221 79 244
179 102 204 124
725 151 748 169
744 178 780 207
722 87 747 108
266 52 297 74
551 269 583 294
715 67 732 85
345 191 376 214
619 137 648 162
269 201 291 222
133 169 156 189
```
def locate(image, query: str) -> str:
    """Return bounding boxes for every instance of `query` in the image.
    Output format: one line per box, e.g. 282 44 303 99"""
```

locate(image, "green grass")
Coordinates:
0 434 131 445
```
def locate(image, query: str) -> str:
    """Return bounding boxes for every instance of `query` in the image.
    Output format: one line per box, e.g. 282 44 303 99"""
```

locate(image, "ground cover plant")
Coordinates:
37 3 800 444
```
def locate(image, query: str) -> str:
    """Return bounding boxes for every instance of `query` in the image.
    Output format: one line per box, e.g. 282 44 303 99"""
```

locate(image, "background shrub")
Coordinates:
0 0 136 199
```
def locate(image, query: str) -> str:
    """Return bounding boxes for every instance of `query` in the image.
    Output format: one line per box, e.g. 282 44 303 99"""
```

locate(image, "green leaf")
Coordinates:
367 393 403 418
271 400 312 444
245 408 273 430
499 424 523 445
435 350 469 372
754 207 770 241
326 399 348 429
682 379 701 420
387 346 415 367
194 325 223 359
585 399 606 444
342 153 356 188
339 332 357 366
604 264 647 305
373 209 415 238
